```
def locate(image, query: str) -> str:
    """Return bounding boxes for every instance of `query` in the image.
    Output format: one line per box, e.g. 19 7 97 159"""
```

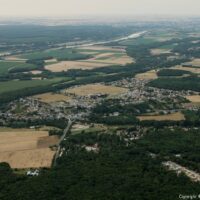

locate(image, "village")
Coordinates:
0 77 199 127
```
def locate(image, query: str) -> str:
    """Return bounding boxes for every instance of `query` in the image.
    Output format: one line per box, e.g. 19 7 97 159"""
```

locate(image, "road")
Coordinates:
163 161 200 182
53 118 73 167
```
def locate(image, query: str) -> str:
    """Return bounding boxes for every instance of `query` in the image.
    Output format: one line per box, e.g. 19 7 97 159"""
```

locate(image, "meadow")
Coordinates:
0 61 37 75
0 77 69 94
20 48 90 61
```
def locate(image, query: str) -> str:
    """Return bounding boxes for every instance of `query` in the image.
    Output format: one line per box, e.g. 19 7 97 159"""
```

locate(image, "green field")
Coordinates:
119 37 157 46
0 61 37 75
20 48 91 61
0 77 69 94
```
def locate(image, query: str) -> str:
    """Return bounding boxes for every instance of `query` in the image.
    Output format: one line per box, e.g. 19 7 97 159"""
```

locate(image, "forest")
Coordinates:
0 131 200 200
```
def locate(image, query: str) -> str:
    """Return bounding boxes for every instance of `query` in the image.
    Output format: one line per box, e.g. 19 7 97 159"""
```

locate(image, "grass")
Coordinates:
0 61 37 74
119 37 157 46
0 77 69 94
20 48 90 61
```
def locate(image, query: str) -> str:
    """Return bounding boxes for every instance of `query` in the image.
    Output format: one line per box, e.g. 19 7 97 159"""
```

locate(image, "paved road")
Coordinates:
53 118 73 167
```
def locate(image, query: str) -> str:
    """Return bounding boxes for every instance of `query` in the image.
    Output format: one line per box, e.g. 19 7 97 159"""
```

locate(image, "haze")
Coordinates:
0 0 199 17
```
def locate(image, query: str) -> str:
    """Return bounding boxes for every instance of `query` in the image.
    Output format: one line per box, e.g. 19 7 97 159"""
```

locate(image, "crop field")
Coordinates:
65 83 128 96
0 61 37 75
4 56 27 61
30 70 43 74
184 58 200 67
186 95 200 103
0 129 59 169
33 92 72 103
77 45 125 52
0 77 69 94
172 65 200 74
150 48 171 55
137 112 185 121
20 48 90 61
45 46 133 72
135 70 158 80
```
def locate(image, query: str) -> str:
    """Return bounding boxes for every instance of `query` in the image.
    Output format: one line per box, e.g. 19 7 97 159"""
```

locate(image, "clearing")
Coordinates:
135 70 158 80
0 129 59 169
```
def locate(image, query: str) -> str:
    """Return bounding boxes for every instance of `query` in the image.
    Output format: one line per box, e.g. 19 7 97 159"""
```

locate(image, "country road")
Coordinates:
53 118 73 167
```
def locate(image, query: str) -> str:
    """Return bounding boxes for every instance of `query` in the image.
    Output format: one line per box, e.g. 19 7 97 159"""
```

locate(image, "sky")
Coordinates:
0 0 199 17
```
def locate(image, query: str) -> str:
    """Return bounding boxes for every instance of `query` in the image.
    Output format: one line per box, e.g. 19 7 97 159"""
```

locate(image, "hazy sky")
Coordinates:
0 0 199 17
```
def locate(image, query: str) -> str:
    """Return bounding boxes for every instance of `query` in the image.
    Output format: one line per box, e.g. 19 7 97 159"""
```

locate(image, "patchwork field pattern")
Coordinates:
0 130 59 169
45 46 134 72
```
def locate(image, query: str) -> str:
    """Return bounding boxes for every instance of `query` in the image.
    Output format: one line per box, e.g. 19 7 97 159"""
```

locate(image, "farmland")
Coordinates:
33 92 72 103
0 129 59 169
45 46 133 72
150 48 171 55
184 58 200 67
0 20 200 200
186 95 200 103
0 77 69 95
20 48 90 61
135 70 158 80
137 112 185 121
65 83 128 96
172 65 200 74
0 61 37 75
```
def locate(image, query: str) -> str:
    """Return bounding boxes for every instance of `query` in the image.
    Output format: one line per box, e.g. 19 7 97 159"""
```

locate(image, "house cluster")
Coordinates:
107 78 197 106
0 97 68 125
163 161 200 182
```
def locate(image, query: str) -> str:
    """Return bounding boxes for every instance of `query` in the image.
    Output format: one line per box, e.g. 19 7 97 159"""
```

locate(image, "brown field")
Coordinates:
4 56 27 61
172 65 200 74
45 46 133 72
45 61 108 72
137 112 185 121
33 92 72 103
30 70 43 75
184 58 200 67
186 95 200 103
65 83 128 96
151 48 171 55
0 130 59 169
44 58 58 63
135 70 158 80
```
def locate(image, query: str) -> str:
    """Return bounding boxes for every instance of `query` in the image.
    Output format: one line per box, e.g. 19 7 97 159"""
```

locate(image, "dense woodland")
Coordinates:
148 76 200 92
